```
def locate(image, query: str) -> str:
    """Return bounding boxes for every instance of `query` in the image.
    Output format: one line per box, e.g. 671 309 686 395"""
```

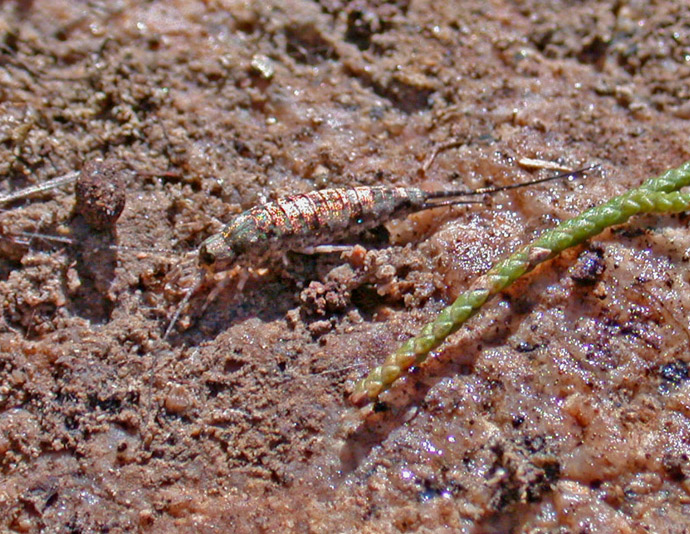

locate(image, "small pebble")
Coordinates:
74 158 126 231
164 384 192 414
250 54 275 79
569 249 605 284
308 319 333 337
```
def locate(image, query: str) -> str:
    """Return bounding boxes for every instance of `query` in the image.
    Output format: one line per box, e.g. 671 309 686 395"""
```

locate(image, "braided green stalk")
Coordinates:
350 161 690 405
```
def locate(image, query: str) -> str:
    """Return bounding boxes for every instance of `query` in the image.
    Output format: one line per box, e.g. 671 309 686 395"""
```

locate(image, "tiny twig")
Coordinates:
0 171 80 205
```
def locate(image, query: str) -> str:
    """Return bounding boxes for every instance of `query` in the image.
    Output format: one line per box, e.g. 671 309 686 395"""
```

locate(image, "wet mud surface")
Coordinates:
1 1 690 532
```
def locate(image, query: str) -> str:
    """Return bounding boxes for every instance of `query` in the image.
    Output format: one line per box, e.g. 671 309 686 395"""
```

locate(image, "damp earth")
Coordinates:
1 1 690 532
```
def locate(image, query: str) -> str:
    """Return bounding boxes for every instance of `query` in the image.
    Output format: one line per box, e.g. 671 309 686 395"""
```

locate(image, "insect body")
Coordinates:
163 167 593 338
199 186 466 271
198 168 589 273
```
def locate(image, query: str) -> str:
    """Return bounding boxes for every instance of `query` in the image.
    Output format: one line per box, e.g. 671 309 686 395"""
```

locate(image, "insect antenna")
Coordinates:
107 244 182 257
424 164 600 205
0 171 80 205
3 229 183 258
4 230 76 247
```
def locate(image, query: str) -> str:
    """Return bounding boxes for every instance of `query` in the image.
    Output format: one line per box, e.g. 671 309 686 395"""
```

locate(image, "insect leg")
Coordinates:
294 244 356 255
199 270 242 316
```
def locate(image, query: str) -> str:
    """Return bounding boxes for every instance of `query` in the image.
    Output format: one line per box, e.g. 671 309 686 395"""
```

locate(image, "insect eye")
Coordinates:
199 244 216 266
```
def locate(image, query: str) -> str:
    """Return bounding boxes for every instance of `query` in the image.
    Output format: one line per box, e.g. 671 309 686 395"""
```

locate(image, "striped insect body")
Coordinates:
198 186 433 272
164 167 594 338
198 167 593 274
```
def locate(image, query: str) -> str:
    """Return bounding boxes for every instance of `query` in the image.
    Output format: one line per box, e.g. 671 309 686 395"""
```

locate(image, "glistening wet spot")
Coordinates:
659 359 689 385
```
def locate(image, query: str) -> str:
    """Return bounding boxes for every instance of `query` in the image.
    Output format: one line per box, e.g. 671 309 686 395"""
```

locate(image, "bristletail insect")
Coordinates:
196 167 595 273
349 160 690 406
161 167 595 339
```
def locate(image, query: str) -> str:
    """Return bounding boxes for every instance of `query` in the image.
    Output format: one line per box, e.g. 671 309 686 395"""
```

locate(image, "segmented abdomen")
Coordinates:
249 186 426 243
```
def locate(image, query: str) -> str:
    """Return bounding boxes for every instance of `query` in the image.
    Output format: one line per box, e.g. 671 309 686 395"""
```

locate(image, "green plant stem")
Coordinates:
350 161 690 405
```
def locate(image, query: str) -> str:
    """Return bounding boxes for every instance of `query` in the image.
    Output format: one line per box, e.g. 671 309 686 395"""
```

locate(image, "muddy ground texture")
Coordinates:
1 1 690 532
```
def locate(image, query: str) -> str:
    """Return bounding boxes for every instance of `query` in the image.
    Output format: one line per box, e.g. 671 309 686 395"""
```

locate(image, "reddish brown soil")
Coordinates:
1 1 690 532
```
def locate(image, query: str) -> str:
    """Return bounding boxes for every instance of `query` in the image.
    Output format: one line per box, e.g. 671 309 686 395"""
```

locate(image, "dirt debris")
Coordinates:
74 158 126 232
